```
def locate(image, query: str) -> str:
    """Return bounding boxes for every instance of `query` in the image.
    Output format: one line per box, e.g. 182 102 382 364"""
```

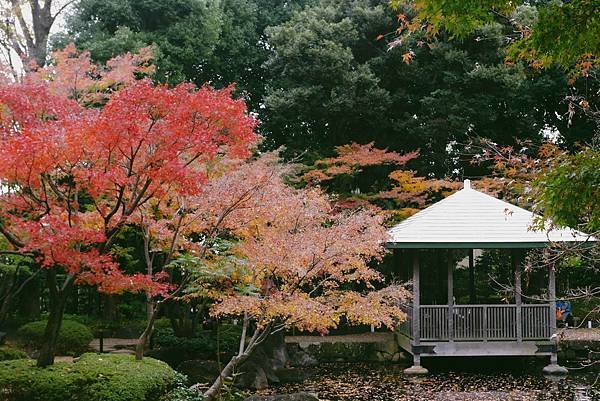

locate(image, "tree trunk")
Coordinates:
0 265 41 328
146 296 153 322
6 0 55 69
37 272 74 367
136 304 158 360
103 294 117 321
0 293 14 328
203 355 243 401
200 323 272 401
20 277 41 320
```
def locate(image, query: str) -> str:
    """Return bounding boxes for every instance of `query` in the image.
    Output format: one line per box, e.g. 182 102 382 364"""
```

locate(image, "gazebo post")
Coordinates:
468 249 475 303
543 252 568 375
447 250 454 342
512 249 522 342
405 250 428 375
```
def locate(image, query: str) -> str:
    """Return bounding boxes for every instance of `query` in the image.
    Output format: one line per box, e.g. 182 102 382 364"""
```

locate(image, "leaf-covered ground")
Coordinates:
255 362 600 401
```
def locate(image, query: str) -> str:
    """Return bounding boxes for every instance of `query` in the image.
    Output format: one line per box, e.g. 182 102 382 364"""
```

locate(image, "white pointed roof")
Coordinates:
387 180 594 249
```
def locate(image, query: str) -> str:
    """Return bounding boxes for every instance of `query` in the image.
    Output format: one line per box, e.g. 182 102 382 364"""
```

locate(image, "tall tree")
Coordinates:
170 154 410 400
58 0 310 109
0 46 258 366
262 0 593 176
390 0 599 75
0 0 75 73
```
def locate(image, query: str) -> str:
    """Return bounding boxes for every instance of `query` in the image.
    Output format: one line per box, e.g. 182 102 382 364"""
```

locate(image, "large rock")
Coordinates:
244 393 318 401
236 331 292 390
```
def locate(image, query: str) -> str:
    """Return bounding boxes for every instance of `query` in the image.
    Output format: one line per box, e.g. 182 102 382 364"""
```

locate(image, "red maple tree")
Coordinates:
0 47 258 367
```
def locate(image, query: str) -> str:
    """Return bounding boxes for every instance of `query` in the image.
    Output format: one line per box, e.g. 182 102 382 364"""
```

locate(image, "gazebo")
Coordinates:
387 180 594 375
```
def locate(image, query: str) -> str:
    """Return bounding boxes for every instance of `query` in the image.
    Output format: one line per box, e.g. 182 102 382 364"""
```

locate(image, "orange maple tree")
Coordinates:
300 142 461 222
0 46 258 367
160 154 410 399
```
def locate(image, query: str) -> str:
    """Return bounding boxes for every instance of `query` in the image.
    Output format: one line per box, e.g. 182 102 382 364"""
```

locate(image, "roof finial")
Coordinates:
464 179 471 190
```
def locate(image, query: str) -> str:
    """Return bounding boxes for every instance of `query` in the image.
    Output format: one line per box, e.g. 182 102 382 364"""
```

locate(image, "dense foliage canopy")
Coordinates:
60 0 599 177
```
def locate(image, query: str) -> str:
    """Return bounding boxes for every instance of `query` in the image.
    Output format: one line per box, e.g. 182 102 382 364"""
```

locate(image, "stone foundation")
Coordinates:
557 328 600 364
285 332 409 364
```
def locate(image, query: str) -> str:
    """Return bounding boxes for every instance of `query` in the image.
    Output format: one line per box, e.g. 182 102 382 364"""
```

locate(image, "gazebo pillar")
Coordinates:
468 249 476 303
404 250 428 375
512 249 522 342
543 253 568 375
447 251 454 342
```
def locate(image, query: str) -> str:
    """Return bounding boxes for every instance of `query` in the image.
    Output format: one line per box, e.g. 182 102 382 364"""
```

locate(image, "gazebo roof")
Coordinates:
387 180 594 249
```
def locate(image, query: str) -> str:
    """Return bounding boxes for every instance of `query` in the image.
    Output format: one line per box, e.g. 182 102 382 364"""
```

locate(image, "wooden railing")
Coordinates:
416 304 550 341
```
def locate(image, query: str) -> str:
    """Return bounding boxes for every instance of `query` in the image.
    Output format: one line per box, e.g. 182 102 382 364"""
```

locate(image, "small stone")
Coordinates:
542 364 568 376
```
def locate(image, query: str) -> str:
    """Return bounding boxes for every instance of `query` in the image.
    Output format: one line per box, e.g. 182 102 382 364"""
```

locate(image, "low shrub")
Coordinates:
152 328 214 355
17 319 93 356
150 324 241 367
0 353 177 401
152 324 242 357
159 373 203 401
0 346 28 361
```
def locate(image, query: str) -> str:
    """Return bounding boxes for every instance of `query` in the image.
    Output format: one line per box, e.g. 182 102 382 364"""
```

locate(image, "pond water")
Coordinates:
258 359 600 401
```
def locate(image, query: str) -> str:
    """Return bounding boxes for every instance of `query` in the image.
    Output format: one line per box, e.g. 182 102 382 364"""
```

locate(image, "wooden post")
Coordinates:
549 262 557 365
512 249 523 342
437 250 445 304
542 252 567 374
469 249 476 303
405 249 428 375
412 251 421 346
542 249 569 376
482 305 488 341
447 250 454 342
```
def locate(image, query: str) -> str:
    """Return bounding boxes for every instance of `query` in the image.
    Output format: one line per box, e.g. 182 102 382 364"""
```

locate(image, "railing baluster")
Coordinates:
414 304 550 342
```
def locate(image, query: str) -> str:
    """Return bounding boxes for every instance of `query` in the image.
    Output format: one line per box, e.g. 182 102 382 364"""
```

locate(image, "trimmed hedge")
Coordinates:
153 324 242 355
17 319 93 356
0 353 177 401
0 346 28 361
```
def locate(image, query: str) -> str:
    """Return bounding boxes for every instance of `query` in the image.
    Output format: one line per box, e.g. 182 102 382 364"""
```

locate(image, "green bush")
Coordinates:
153 324 242 357
159 373 203 401
17 319 93 356
0 353 177 401
0 346 28 361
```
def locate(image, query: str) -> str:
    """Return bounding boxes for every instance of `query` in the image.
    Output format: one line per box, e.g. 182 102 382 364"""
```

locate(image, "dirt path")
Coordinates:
88 338 137 354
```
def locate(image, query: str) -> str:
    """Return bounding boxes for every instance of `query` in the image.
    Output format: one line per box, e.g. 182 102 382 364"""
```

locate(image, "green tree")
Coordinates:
390 0 599 74
262 0 393 159
58 0 310 108
262 0 595 176
534 148 600 233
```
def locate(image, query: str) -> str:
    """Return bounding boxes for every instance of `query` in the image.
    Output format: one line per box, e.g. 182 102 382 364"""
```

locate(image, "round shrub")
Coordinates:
0 353 177 401
17 319 93 356
159 373 203 401
0 346 28 361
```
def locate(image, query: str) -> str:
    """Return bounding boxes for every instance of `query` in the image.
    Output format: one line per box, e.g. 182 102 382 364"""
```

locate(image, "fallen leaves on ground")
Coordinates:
255 362 600 401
